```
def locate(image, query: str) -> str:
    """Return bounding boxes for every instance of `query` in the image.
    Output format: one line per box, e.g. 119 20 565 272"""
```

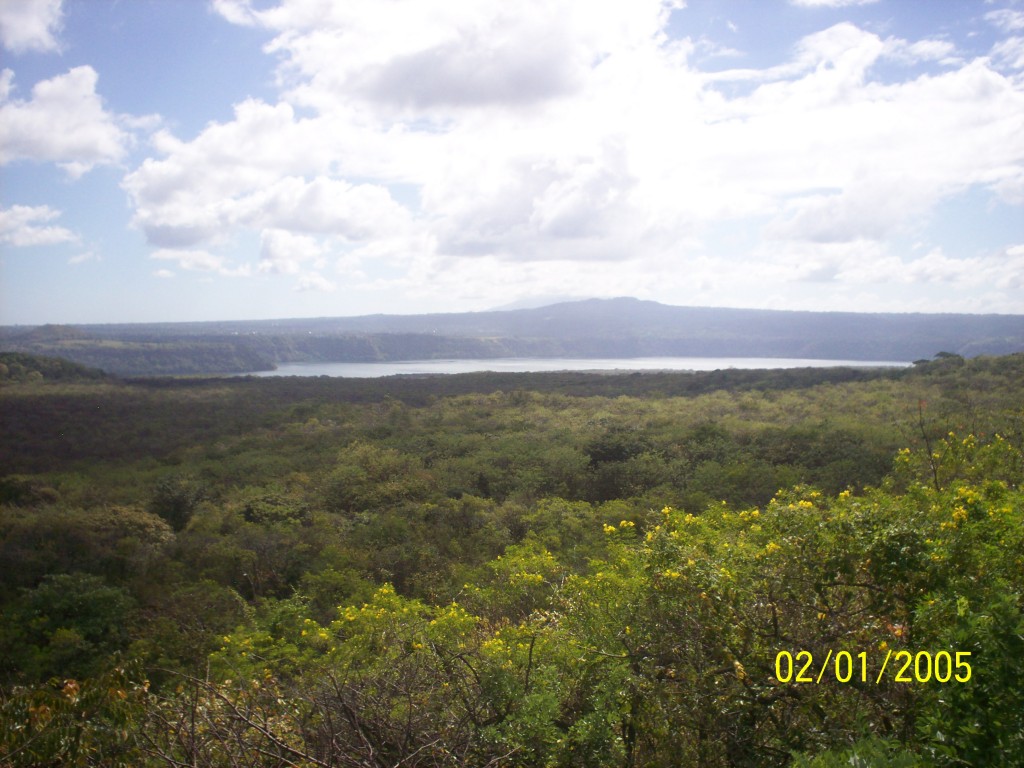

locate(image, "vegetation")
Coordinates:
4 299 1023 374
0 353 1022 766
0 352 106 383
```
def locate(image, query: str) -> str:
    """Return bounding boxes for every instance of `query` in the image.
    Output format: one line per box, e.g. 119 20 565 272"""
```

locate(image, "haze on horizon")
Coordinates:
1 0 1023 326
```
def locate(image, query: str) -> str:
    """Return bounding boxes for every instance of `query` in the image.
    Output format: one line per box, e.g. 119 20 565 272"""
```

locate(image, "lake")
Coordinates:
247 357 911 378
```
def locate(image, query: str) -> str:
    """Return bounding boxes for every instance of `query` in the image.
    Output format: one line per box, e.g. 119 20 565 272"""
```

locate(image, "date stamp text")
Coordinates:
774 649 972 684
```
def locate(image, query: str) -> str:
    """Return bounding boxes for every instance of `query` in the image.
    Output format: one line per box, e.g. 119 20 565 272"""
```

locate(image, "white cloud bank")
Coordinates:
0 0 63 54
0 67 133 178
0 204 77 247
150 248 252 278
121 0 1024 311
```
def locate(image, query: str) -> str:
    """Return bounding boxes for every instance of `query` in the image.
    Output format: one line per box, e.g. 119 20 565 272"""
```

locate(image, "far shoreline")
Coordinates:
242 356 913 379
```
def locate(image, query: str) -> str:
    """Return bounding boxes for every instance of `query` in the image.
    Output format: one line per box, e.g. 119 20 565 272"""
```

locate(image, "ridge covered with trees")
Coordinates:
3 299 1023 375
0 353 1022 766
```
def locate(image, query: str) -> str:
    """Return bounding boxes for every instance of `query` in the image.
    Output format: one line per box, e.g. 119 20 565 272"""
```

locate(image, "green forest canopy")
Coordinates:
0 353 1022 766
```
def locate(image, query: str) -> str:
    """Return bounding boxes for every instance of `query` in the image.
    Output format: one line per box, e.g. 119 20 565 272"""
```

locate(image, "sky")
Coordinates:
1 0 1023 325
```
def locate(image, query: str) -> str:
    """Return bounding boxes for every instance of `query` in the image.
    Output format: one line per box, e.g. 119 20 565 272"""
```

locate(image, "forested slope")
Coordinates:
0 354 1022 766
4 299 1023 374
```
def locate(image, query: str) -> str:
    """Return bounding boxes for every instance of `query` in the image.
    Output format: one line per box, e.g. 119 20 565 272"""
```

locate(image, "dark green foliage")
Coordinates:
1 337 274 375
0 505 172 598
0 353 1022 765
148 475 205 531
0 475 60 506
917 593 1024 767
0 351 106 382
0 573 135 683
790 738 928 767
0 661 148 767
323 442 434 515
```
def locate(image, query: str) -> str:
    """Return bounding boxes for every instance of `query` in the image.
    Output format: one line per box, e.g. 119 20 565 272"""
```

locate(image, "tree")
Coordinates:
148 475 204 531
1 573 136 683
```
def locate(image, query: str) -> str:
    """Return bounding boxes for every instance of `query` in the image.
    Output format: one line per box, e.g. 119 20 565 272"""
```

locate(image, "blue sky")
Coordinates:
2 0 1023 324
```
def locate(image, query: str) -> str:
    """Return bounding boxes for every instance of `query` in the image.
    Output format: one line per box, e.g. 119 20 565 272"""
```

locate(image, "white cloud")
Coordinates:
986 9 1024 32
151 248 224 271
790 0 880 7
844 245 1024 292
884 37 960 66
125 1 1024 313
259 228 324 274
728 235 1024 313
0 0 63 54
219 0 681 114
210 0 259 28
0 67 131 177
151 248 251 277
992 36 1024 69
0 69 13 101
700 35 1024 243
294 273 336 292
0 204 77 246
123 99 413 248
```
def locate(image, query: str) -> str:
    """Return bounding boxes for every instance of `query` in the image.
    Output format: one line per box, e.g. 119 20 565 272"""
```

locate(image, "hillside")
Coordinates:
1 353 1022 766
2 298 1023 375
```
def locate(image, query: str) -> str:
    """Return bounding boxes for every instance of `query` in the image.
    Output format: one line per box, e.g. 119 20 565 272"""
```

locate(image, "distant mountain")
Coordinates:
3 298 1023 375
487 295 590 311
135 297 1023 360
9 324 96 342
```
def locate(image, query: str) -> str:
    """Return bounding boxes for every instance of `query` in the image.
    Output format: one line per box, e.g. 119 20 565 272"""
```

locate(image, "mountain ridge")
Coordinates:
3 298 1023 375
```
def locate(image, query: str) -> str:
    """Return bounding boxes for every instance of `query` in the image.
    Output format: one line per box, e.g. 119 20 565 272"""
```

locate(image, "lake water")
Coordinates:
248 357 911 378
